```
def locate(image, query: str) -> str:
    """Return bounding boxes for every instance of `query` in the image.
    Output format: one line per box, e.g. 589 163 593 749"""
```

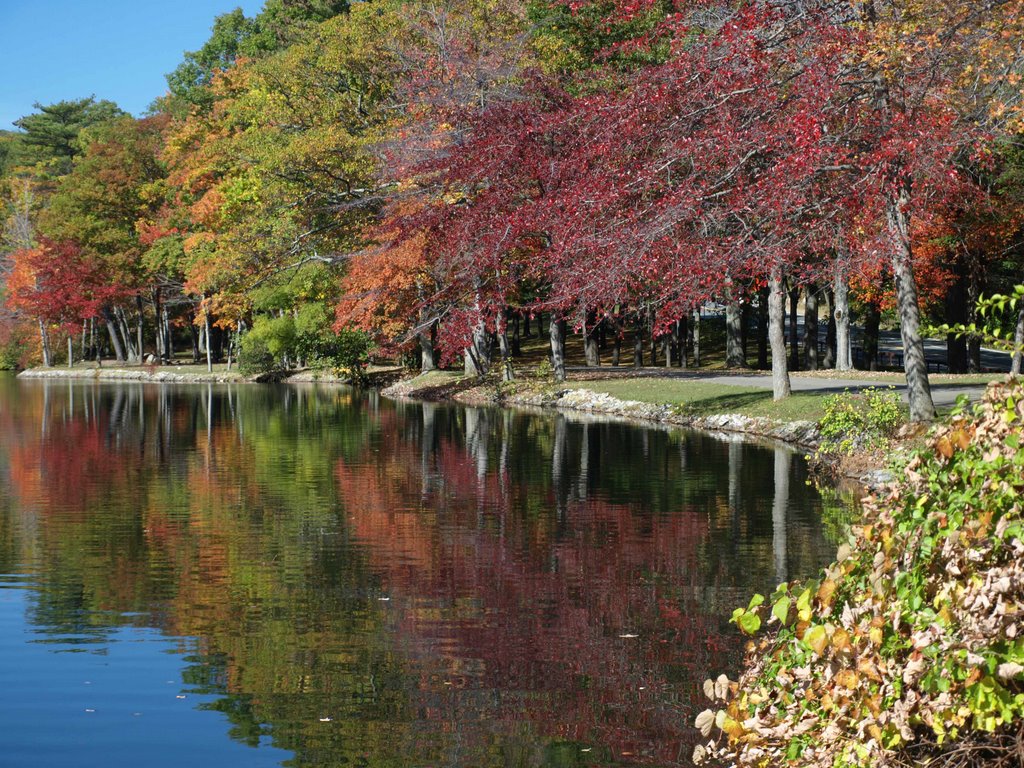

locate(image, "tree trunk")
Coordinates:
583 313 600 367
887 178 936 422
967 252 983 373
945 268 969 374
679 317 688 369
67 336 73 368
419 321 437 372
204 306 213 373
610 314 621 366
211 324 224 364
768 265 791 400
633 315 644 367
522 312 533 339
464 293 491 378
549 315 566 381
833 263 852 372
863 301 881 371
1012 303 1024 376
497 312 514 381
691 309 701 367
188 308 200 363
102 307 126 362
663 334 673 368
741 303 751 365
803 284 818 371
38 320 52 367
163 308 173 362
824 289 837 369
152 288 163 360
788 284 800 372
511 313 521 357
649 311 658 366
115 306 138 362
725 287 745 368
672 318 682 368
757 287 769 369
135 295 145 362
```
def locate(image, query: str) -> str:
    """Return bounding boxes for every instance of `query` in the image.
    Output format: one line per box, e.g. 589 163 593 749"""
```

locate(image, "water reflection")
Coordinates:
0 377 841 767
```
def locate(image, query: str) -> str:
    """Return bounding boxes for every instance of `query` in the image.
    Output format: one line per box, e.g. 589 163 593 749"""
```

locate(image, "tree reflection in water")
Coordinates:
0 378 842 767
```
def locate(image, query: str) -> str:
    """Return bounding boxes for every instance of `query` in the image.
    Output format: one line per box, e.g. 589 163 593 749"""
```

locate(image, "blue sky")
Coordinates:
0 0 264 130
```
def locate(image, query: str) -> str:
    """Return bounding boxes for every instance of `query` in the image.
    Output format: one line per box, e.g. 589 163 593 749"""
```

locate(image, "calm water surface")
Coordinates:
0 378 844 767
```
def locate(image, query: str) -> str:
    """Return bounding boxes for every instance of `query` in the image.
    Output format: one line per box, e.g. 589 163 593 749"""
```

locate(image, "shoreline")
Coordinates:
382 373 899 492
14 365 393 386
17 366 246 384
15 365 896 490
389 377 823 446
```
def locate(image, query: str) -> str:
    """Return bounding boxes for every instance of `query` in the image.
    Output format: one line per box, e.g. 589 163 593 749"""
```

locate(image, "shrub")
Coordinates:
237 333 277 376
0 318 38 370
329 327 371 382
294 303 336 367
695 381 1024 768
817 386 904 455
238 315 296 376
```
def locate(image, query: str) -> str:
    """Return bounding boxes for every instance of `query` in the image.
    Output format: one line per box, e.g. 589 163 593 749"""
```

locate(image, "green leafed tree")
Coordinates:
9 98 124 176
161 1 350 115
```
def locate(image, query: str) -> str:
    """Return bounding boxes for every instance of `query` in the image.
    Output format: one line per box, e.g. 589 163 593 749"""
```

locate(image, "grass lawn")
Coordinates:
405 370 465 386
572 378 832 421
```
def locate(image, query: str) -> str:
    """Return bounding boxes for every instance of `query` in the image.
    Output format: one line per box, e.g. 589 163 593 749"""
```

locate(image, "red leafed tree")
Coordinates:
407 2 859 393
403 0 1024 412
7 239 128 364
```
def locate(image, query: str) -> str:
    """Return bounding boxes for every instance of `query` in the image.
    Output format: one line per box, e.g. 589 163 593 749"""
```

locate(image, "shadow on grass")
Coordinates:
680 391 774 416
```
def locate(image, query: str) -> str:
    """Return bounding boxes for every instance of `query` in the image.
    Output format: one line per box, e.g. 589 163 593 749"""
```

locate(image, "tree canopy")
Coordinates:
0 0 1022 405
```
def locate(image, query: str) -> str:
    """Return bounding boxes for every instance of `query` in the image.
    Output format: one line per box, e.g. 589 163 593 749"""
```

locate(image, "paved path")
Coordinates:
874 330 1012 373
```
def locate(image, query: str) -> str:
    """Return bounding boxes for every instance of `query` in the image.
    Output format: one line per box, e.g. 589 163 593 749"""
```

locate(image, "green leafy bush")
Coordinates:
292 303 335 366
695 381 1024 768
0 337 25 370
238 314 296 376
330 327 371 382
238 309 371 381
237 333 277 376
817 386 904 455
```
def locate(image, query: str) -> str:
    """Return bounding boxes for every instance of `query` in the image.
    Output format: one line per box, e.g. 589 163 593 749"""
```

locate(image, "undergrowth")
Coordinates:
695 380 1024 768
816 386 905 455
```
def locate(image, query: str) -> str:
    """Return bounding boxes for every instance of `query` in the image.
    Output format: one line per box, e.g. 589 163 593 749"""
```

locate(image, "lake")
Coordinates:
0 378 844 767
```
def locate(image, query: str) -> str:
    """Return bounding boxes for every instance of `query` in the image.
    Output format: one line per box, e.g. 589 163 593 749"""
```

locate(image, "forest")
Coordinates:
2 0 1024 422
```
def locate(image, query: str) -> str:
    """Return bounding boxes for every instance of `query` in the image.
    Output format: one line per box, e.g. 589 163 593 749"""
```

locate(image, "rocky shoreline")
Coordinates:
382 375 898 492
17 366 245 384
15 365 385 386
384 374 820 443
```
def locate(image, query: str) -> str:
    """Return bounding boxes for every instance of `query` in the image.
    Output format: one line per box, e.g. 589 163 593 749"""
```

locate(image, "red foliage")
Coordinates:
6 239 129 329
396 0 986 343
